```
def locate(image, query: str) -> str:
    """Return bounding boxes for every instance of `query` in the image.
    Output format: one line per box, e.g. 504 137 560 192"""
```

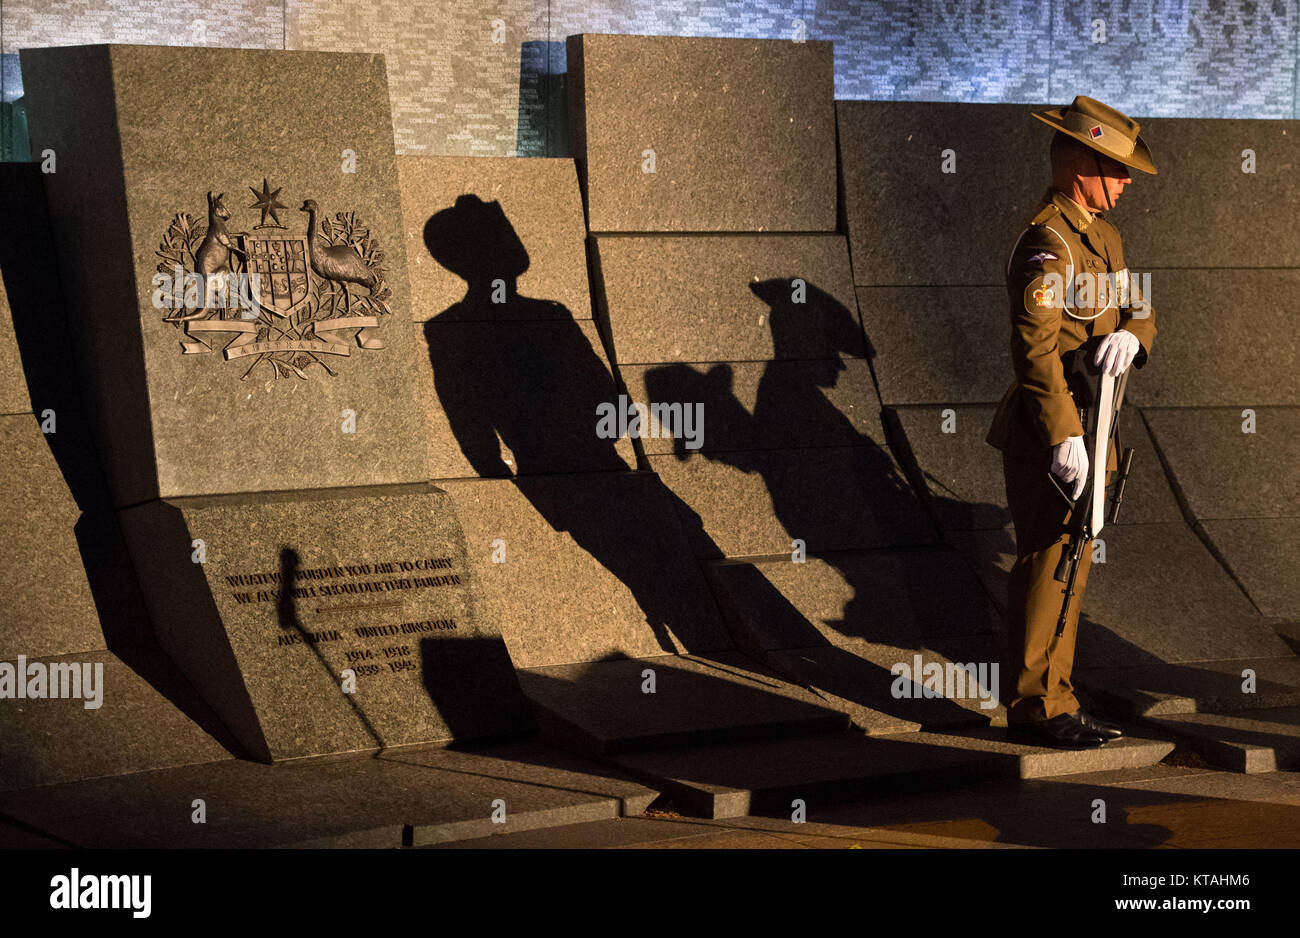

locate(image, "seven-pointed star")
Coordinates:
249 178 288 228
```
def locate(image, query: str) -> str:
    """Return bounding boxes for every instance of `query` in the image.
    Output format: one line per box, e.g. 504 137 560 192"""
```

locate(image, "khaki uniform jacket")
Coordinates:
986 189 1156 469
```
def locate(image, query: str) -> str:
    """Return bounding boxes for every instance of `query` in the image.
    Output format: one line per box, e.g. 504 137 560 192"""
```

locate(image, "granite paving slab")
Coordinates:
0 646 235 792
1074 656 1300 719
1143 707 1300 773
516 652 849 757
0 741 659 848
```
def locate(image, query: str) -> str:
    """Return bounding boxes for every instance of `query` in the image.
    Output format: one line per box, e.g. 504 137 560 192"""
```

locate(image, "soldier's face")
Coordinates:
1086 154 1132 209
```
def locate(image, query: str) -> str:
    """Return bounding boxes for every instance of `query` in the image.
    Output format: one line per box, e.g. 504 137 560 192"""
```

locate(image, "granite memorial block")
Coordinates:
567 34 836 233
118 483 528 761
19 45 528 761
20 45 429 507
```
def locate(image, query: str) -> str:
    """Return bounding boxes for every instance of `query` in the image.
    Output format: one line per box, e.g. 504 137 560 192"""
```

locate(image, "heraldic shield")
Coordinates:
240 234 312 318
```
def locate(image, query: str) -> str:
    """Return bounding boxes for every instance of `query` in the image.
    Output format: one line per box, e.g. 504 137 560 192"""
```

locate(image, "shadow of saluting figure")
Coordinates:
644 279 995 726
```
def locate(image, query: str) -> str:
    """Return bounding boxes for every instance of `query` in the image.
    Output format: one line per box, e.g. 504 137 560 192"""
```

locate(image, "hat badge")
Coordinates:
1089 125 1103 138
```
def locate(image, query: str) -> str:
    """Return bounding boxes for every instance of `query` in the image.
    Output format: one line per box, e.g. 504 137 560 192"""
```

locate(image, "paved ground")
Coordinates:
427 756 1300 849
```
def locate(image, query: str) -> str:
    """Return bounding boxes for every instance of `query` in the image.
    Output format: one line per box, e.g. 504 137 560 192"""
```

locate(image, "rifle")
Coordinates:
1050 335 1137 637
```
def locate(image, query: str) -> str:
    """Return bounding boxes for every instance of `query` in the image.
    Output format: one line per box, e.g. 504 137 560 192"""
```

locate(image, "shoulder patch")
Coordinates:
1025 250 1058 265
1023 274 1062 312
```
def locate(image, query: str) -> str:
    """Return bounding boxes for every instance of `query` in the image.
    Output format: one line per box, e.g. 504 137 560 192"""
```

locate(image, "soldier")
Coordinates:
987 96 1157 749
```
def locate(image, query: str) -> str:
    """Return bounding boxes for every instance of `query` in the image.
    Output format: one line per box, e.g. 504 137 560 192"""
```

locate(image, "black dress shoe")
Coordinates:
1007 712 1108 749
1075 710 1124 739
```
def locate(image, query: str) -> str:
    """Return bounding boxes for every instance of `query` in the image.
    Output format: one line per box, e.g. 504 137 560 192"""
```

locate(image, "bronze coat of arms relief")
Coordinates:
154 179 392 380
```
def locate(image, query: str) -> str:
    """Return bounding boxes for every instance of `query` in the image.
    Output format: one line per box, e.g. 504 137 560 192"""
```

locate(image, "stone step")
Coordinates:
0 741 658 848
609 728 1174 819
1141 706 1300 774
516 652 850 757
1074 656 1300 719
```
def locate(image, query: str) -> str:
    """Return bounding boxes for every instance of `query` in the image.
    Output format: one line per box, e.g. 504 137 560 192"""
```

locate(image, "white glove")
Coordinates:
1093 328 1140 377
1051 435 1089 500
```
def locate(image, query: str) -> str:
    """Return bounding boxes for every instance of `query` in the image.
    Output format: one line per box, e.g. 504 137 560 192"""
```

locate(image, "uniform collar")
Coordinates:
1046 188 1096 232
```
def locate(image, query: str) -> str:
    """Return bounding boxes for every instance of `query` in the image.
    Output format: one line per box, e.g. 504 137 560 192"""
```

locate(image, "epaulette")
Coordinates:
1030 203 1060 226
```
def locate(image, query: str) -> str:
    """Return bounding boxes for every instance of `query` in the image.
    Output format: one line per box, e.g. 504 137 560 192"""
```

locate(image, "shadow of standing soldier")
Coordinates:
423 195 724 656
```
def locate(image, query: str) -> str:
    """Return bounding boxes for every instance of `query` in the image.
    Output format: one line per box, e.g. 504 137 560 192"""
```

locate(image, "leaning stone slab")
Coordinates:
621 359 879 456
1123 270 1300 407
117 482 530 762
855 285 1010 404
397 156 593 321
0 647 235 792
21 45 429 506
837 101 1047 286
593 234 862 364
568 34 836 232
950 522 1293 667
0 414 106 659
650 445 936 559
439 473 732 668
1199 519 1300 620
887 403 1182 531
1143 406 1300 521
416 318 634 479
